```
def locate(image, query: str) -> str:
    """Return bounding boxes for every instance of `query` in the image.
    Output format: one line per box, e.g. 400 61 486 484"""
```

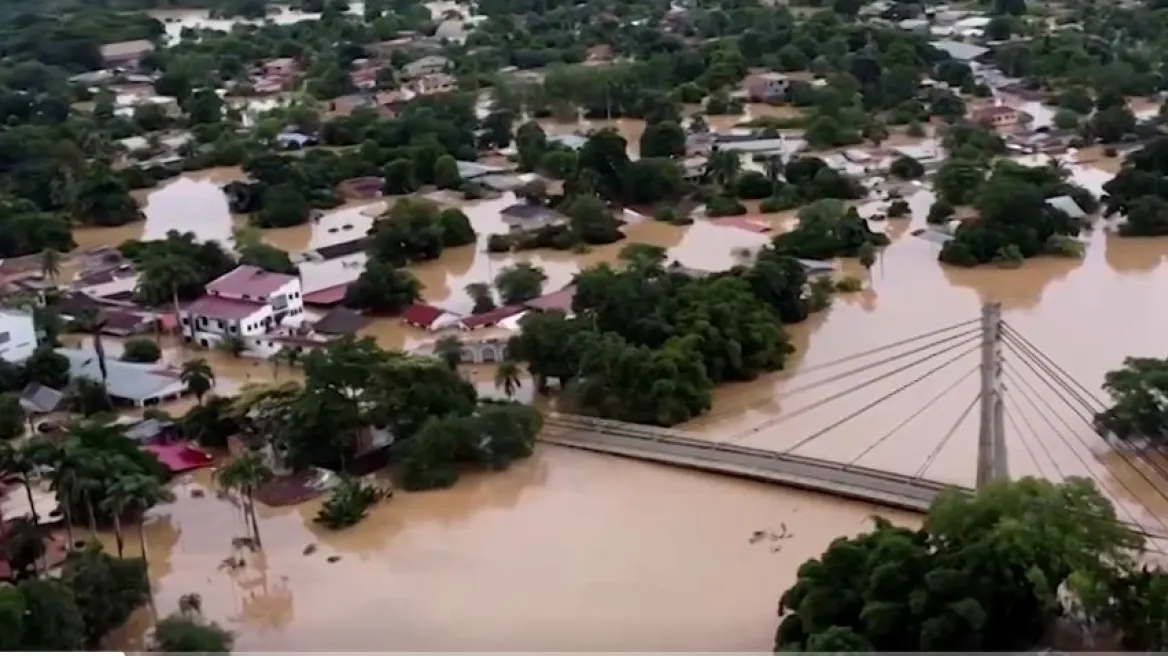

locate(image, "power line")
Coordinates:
731 335 980 442
847 366 977 468
914 391 980 479
779 343 980 453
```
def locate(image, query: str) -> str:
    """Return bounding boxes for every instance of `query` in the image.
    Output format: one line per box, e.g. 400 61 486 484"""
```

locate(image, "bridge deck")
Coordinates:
541 415 959 513
540 415 1168 541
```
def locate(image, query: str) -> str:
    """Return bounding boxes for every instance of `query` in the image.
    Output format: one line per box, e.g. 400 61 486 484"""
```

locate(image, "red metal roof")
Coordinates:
142 442 214 474
206 265 297 299
303 283 351 306
185 295 266 320
524 285 577 312
401 303 449 328
458 305 525 330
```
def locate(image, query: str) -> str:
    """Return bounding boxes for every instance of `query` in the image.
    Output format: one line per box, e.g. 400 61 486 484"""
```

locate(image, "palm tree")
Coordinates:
0 442 41 523
464 282 497 314
704 149 742 189
108 473 175 569
137 255 200 344
763 155 783 183
494 361 523 399
858 242 877 288
180 358 216 405
178 592 203 618
25 438 77 550
433 335 464 371
214 451 274 549
268 346 301 381
74 308 113 408
39 249 61 286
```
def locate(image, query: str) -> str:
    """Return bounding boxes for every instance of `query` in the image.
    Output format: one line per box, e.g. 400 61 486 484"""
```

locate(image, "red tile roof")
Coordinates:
185 295 265 320
206 265 297 299
458 305 525 330
142 442 214 474
303 283 351 306
524 285 577 312
401 303 450 328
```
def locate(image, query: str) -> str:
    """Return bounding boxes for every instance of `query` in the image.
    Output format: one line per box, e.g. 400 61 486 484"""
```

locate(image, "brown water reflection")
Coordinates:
109 449 917 651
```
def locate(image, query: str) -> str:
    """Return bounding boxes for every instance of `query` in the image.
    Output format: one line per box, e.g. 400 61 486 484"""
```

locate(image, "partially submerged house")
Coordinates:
401 303 461 331
179 265 307 349
499 203 569 231
55 347 187 407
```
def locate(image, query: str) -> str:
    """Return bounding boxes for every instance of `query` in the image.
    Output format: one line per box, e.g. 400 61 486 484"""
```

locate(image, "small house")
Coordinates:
401 303 461 331
499 204 569 231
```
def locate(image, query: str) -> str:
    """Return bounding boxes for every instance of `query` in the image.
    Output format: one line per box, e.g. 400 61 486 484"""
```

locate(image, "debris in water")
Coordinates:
303 544 317 556
232 536 258 552
327 555 341 563
191 489 205 498
750 525 795 548
218 557 244 571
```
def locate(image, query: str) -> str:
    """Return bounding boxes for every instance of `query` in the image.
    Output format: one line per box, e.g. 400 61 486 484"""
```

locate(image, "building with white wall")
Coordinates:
179 265 307 349
0 308 37 363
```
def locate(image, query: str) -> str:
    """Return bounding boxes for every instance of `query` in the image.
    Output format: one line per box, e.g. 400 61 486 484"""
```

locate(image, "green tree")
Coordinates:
704 149 742 189
61 547 149 646
106 473 174 571
180 358 215 405
382 158 418 194
494 360 523 399
0 393 25 440
1095 357 1168 440
121 337 162 363
343 258 421 314
214 451 273 548
255 183 311 228
0 441 42 521
465 282 497 314
433 154 462 190
775 477 1141 651
434 335 464 371
24 346 69 389
150 614 233 653
494 262 548 304
858 241 877 287
39 248 60 285
639 120 686 158
16 579 86 650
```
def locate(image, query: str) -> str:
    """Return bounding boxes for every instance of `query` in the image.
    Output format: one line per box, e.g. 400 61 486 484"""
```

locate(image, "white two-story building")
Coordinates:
0 308 38 363
179 265 307 352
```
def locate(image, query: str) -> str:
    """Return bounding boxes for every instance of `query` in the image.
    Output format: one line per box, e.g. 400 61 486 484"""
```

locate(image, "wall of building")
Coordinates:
0 309 37 363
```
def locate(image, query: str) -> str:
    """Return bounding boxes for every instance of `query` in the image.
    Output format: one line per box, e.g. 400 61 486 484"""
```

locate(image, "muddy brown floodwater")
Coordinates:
72 140 1168 649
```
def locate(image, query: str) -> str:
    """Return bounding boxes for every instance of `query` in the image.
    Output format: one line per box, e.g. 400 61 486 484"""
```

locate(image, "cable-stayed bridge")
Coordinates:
540 304 1168 544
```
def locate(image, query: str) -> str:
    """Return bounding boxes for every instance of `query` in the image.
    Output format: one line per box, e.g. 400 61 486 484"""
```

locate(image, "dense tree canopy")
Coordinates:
776 477 1160 651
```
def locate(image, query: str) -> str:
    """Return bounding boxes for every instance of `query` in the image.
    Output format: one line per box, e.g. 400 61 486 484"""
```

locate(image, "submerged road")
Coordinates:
540 414 1168 542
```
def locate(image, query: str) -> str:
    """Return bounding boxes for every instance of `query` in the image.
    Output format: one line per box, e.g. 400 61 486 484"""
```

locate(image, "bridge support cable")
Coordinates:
1002 393 1063 481
730 335 980 442
846 366 978 468
1003 368 1168 535
1000 328 1102 425
695 321 982 424
769 328 982 400
1002 341 1168 507
914 392 981 480
1001 323 1109 411
776 343 981 453
774 318 980 378
1002 323 1168 486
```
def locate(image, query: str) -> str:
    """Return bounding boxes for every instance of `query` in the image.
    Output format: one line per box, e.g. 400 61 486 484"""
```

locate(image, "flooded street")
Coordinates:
68 111 1168 647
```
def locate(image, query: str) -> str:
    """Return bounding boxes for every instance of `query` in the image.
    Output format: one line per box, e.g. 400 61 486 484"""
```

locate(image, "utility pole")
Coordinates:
976 302 1007 488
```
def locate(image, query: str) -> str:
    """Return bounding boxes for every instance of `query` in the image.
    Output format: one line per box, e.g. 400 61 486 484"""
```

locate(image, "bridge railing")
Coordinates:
544 413 958 491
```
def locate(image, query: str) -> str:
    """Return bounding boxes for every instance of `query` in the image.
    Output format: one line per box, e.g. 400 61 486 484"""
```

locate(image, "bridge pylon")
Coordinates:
976 302 1007 489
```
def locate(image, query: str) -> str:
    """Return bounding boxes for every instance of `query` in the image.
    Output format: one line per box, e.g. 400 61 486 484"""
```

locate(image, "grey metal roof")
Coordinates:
548 133 588 150
456 160 508 179
19 382 64 414
124 418 175 443
1045 195 1086 219
56 347 186 403
930 40 988 61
